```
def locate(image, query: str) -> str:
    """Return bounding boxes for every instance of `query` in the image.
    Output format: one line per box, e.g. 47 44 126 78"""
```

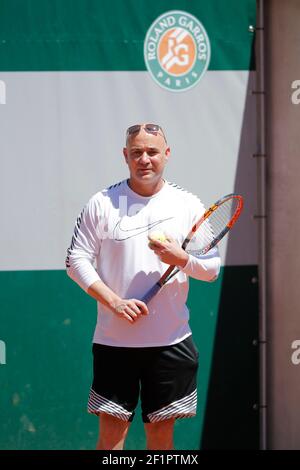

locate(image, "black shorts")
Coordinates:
88 335 199 423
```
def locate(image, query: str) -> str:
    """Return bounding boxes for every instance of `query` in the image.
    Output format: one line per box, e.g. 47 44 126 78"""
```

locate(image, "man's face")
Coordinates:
123 128 170 187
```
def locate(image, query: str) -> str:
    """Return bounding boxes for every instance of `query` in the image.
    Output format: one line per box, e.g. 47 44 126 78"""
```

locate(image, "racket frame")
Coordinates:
141 193 243 303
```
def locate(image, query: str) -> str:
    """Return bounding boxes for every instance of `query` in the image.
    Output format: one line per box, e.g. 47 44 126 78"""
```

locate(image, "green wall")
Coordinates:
0 0 255 71
0 266 258 449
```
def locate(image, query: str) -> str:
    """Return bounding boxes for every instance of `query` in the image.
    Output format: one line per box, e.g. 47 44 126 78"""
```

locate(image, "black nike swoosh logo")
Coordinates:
113 217 174 241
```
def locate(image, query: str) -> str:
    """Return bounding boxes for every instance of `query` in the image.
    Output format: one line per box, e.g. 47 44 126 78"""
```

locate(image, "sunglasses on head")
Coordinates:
126 123 167 143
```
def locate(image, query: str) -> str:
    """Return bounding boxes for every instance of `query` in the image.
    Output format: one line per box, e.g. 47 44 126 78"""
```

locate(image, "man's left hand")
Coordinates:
148 235 189 268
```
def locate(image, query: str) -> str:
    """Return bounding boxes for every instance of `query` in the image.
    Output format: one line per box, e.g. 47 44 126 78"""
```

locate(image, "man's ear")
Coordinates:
165 146 171 162
123 147 128 164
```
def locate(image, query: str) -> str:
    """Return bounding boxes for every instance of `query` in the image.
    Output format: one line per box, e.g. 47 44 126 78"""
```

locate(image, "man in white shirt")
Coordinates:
66 123 220 450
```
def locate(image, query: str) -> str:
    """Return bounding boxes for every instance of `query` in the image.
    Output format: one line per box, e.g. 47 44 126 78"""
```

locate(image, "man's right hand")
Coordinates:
111 299 149 323
87 280 149 323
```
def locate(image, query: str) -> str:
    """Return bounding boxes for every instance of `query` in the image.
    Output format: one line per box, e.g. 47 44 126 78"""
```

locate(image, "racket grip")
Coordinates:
140 283 161 305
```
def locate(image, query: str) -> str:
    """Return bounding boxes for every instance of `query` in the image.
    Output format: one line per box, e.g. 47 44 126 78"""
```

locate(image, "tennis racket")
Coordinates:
140 193 243 304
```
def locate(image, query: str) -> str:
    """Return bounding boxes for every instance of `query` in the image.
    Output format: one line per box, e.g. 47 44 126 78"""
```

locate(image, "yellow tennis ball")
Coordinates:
148 231 167 243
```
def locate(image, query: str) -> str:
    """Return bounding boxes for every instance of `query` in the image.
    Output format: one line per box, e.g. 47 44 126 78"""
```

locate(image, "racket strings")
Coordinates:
186 198 237 255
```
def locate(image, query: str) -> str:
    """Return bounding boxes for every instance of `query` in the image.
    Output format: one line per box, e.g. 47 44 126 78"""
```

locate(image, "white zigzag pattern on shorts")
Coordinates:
147 389 197 423
88 388 132 421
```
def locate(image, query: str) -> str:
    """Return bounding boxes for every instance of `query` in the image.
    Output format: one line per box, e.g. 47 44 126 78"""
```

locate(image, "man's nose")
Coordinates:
140 152 150 163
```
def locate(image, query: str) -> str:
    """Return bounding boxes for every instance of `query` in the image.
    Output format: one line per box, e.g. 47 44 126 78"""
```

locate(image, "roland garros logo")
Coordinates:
144 10 210 92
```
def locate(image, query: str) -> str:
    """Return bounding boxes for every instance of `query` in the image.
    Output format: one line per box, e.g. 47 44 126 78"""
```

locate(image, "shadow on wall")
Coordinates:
200 70 260 449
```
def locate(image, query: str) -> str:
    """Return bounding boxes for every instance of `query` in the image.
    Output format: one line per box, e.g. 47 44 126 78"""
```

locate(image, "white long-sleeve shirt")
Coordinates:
66 179 221 347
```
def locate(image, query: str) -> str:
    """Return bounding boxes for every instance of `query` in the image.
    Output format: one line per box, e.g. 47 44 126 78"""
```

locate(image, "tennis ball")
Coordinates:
148 231 167 243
